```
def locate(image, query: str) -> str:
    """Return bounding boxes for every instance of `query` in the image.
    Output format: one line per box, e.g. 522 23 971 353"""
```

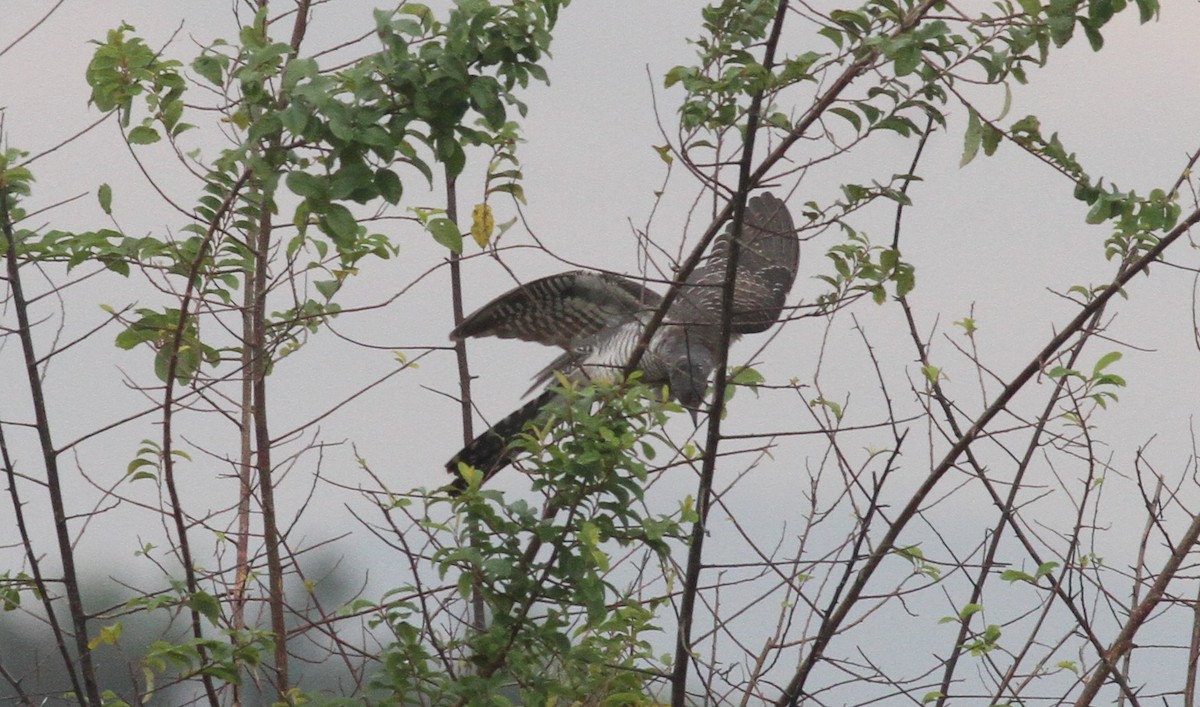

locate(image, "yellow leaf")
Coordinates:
470 203 495 248
653 144 674 165
88 622 123 650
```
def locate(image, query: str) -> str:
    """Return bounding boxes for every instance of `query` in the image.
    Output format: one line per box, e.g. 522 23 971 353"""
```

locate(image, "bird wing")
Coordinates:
450 270 663 350
669 192 799 333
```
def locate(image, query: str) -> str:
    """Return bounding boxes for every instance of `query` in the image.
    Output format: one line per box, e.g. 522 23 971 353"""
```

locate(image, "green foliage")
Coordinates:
125 438 191 482
666 0 1169 338
140 629 273 692
370 381 679 704
810 397 845 421
962 623 1003 656
817 227 915 309
897 545 941 580
0 148 34 198
113 307 220 384
1048 351 1127 413
0 571 36 611
728 364 766 400
28 0 570 397
0 2 574 701
86 23 191 139
263 0 566 253
1000 561 1060 584
666 0 792 131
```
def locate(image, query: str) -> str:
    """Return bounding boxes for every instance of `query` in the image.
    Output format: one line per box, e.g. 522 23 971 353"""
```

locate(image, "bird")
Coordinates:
444 192 799 493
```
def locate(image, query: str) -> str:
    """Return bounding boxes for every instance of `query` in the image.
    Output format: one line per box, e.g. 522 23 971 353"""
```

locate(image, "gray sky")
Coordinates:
3 1 1200 702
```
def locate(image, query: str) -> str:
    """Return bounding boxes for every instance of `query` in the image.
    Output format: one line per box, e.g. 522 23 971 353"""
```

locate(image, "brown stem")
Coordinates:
0 426 80 704
1186 576 1200 707
442 170 486 633
252 196 290 697
669 2 787 704
2 186 101 705
232 238 254 678
246 2 312 696
156 165 251 707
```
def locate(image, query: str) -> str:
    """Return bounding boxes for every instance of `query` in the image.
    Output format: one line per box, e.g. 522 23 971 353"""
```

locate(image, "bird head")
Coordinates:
661 328 716 425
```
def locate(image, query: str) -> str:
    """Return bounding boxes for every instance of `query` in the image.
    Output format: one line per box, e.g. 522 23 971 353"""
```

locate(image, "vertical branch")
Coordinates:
250 199 289 695
443 169 485 632
228 279 254 707
232 267 253 627
0 421 84 703
154 165 251 706
444 171 474 446
158 317 222 706
1 188 101 705
243 2 311 696
1186 574 1200 707
669 2 788 704
1115 475 1163 707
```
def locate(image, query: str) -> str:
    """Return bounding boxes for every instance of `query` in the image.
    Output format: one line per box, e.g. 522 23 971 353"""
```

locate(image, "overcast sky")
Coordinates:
3 1 1200 701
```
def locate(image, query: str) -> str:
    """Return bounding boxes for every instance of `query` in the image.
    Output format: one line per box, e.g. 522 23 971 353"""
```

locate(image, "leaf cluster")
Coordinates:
388 380 682 704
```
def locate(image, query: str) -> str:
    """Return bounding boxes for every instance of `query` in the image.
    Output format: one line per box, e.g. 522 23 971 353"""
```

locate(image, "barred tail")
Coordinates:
445 389 558 494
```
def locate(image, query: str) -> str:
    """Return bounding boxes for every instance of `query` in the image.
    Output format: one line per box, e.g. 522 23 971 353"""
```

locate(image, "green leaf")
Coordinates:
489 183 527 207
126 458 158 480
1035 561 1059 578
438 139 466 179
279 104 310 135
1135 0 1158 23
314 279 341 300
188 591 221 625
893 45 921 76
1092 351 1121 376
322 203 359 245
1080 19 1104 51
1017 0 1042 15
961 109 982 167
98 183 113 215
427 217 462 253
375 169 403 205
731 366 765 388
981 123 1002 156
153 345 172 384
468 78 505 128
829 106 861 133
192 54 225 85
1086 197 1111 224
286 171 328 201
1000 569 1034 583
127 126 161 145
817 26 844 49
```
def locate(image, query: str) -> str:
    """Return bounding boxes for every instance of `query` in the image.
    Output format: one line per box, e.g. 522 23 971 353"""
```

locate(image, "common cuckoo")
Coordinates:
445 192 798 491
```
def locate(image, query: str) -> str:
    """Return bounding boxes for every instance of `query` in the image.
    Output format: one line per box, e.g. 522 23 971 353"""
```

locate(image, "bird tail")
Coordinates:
445 389 558 494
